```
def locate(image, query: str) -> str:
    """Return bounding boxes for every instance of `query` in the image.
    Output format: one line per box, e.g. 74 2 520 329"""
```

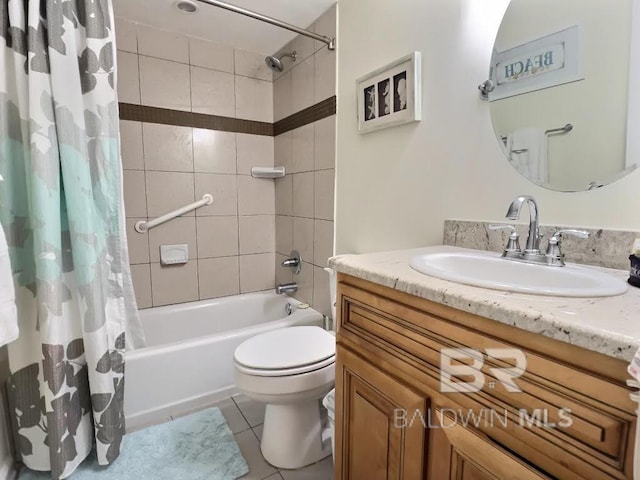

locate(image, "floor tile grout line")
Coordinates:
231 395 254 428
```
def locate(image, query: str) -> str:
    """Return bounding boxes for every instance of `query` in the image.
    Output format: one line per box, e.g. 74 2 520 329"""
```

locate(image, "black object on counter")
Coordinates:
629 255 640 288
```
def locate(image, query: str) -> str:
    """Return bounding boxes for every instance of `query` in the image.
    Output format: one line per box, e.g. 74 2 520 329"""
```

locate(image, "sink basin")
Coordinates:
409 247 628 297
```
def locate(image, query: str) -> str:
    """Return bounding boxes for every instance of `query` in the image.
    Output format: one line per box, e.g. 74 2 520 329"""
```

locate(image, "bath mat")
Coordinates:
18 407 249 480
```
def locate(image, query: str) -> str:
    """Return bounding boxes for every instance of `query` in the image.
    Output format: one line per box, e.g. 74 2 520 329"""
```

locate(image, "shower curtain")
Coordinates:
0 0 144 478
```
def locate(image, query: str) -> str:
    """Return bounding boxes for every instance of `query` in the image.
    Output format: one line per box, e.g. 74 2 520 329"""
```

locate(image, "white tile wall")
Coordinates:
115 18 137 53
199 256 240 300
273 71 292 122
150 261 199 306
120 121 144 170
239 215 276 255
116 51 140 104
117 23 276 308
189 38 234 72
117 9 336 311
142 123 193 172
123 170 147 217
235 76 273 122
145 171 195 217
234 49 273 81
196 216 239 258
314 169 335 221
148 217 197 262
275 175 293 216
130 264 152 308
314 115 336 171
191 66 236 116
139 56 190 110
291 124 315 173
272 6 337 317
137 25 189 63
194 173 238 216
236 134 274 175
292 172 314 218
291 56 315 113
193 129 237 174
238 176 275 216
293 217 314 263
240 253 276 293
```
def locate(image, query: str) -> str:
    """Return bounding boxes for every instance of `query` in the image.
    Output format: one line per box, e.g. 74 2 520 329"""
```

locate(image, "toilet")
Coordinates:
234 326 336 469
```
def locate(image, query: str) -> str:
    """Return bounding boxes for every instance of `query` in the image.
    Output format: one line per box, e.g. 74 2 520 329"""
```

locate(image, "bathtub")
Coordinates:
124 291 324 430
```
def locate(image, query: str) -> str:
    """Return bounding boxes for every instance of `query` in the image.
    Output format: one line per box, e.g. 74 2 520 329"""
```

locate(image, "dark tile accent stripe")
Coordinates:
119 103 274 136
273 96 337 136
118 95 336 137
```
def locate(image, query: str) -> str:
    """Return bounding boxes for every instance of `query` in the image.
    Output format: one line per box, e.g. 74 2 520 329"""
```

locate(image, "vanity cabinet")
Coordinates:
334 273 637 480
336 348 426 480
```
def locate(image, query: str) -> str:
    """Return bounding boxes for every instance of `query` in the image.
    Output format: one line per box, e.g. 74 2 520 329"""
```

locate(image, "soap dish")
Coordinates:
629 255 640 288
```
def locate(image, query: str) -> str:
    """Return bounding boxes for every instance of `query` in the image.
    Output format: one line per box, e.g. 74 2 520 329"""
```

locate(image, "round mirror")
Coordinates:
488 0 639 192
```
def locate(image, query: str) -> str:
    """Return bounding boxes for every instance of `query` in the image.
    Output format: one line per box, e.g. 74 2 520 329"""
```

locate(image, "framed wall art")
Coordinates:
356 52 422 133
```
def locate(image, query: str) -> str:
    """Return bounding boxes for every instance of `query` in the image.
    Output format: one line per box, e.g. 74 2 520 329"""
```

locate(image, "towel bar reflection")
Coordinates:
545 123 573 135
501 123 573 143
135 194 213 233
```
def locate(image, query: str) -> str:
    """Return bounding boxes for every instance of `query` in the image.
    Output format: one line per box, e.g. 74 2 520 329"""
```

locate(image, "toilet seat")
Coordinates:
234 326 336 377
235 355 335 377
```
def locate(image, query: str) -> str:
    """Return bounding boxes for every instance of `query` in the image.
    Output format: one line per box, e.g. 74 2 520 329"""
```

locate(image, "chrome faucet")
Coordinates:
494 195 589 267
505 195 541 254
276 282 298 294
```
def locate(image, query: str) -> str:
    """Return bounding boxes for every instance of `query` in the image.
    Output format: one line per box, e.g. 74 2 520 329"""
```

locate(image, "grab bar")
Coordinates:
134 194 213 233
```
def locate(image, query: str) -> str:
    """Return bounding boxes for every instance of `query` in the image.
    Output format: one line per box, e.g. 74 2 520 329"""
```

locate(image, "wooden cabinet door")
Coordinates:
334 346 426 480
427 409 552 480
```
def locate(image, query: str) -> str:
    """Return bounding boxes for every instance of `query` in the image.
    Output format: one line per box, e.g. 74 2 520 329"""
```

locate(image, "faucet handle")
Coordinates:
489 224 516 233
549 229 590 242
545 229 590 264
488 224 521 254
281 250 302 274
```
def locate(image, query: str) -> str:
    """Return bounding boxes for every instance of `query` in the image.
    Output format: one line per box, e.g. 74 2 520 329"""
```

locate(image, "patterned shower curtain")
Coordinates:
0 0 144 478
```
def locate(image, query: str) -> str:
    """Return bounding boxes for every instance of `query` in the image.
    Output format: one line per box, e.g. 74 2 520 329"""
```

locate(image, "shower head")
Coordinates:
265 51 297 72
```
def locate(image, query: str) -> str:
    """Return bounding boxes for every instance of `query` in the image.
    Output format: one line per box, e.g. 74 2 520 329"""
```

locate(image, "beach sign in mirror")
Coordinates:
489 25 583 101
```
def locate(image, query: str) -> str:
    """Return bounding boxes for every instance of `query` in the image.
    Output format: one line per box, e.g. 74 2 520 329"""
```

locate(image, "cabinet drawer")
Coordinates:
338 279 636 479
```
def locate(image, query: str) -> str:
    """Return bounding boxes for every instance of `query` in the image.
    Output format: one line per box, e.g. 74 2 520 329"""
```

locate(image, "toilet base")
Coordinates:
260 399 332 469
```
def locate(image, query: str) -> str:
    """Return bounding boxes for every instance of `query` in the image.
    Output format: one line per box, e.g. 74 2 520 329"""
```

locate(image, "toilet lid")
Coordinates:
235 326 336 371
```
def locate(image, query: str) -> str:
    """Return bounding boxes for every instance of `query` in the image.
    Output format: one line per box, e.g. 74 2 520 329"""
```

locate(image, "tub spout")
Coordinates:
276 282 298 294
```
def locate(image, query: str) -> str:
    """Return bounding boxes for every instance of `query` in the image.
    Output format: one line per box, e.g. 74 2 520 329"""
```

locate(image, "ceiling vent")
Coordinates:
175 1 199 14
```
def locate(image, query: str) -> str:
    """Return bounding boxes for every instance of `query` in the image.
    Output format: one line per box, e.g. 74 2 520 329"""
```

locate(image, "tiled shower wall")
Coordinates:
273 5 337 318
115 20 276 308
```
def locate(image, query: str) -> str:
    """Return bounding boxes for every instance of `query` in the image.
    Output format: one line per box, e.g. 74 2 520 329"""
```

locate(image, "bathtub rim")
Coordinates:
126 308 323 360
128 291 320 357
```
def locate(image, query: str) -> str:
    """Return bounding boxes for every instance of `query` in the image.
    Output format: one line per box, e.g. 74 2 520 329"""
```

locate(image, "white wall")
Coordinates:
335 0 640 255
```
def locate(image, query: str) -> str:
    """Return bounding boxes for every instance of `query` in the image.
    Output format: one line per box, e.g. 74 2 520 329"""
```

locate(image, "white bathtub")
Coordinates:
124 291 324 430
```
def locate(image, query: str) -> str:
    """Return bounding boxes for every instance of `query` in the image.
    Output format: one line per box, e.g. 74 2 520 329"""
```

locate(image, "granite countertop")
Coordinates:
329 246 640 362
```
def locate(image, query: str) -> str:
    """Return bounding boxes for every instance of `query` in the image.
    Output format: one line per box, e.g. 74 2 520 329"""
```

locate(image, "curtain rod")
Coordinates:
193 0 336 50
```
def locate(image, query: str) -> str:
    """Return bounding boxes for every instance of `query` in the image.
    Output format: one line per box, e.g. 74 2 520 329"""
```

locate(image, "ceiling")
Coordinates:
112 0 336 55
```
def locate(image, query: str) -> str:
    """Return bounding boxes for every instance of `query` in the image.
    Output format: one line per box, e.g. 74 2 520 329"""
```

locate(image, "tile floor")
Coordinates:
212 394 334 480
